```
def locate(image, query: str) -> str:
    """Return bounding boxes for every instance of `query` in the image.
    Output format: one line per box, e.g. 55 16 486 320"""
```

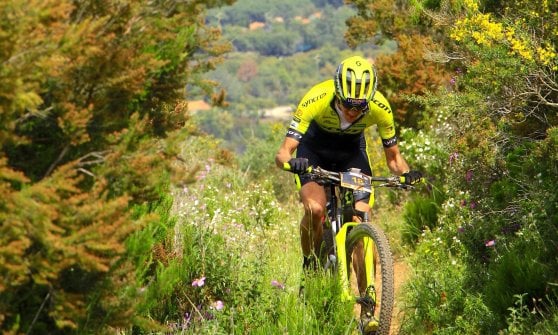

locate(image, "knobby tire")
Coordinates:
346 223 394 335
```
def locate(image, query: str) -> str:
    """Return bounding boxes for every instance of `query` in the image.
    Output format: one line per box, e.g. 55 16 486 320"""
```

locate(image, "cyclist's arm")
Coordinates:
384 144 410 175
275 137 300 169
275 82 329 169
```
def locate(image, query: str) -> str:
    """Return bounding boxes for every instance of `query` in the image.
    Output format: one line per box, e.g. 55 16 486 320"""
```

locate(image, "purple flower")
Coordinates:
466 170 473 183
271 280 285 290
449 152 459 165
192 276 206 287
469 201 477 209
450 77 456 85
183 312 191 328
485 240 496 247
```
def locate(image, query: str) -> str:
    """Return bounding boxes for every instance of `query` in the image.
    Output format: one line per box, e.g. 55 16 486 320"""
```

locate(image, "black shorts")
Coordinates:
296 137 372 203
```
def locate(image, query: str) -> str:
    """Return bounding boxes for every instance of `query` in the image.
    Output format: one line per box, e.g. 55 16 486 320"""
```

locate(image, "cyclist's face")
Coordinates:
338 99 366 122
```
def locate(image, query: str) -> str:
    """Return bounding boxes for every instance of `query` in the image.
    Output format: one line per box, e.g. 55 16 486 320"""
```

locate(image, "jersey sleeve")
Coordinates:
370 92 397 147
286 81 329 141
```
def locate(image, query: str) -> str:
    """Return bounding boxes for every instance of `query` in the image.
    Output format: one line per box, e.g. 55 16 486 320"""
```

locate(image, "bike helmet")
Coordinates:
334 56 377 111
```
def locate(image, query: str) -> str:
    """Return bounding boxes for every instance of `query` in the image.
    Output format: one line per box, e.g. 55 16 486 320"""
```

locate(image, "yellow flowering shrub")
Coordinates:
450 0 557 69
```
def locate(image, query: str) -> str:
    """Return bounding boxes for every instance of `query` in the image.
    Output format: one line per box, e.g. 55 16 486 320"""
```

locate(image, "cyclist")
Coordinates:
274 55 422 332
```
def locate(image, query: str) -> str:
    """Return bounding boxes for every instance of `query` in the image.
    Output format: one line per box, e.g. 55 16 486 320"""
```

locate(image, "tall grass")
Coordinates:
117 129 363 334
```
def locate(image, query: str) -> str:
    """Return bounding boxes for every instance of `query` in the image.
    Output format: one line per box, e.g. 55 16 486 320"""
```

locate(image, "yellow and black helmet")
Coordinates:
334 56 377 110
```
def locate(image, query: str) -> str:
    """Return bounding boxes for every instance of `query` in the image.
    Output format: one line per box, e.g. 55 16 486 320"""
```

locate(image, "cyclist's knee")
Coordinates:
303 200 325 220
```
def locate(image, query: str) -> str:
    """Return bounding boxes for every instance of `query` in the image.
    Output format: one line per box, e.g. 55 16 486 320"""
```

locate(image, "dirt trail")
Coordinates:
390 257 409 335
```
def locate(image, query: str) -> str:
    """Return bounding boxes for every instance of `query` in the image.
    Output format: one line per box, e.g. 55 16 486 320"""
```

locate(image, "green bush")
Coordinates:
402 193 441 246
401 229 497 334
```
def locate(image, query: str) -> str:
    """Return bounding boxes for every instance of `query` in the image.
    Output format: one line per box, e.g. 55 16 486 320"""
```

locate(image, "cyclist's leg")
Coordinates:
353 200 371 293
295 143 327 269
300 181 326 264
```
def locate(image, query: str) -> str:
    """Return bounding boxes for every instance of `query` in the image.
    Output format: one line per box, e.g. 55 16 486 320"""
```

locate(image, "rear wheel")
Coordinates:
346 223 394 335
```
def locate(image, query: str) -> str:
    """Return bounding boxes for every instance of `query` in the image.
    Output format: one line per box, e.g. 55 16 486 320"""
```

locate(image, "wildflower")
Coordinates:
211 300 224 311
449 152 459 165
466 170 473 183
450 77 456 85
485 240 496 247
183 312 191 327
192 276 206 287
469 201 477 209
271 280 285 290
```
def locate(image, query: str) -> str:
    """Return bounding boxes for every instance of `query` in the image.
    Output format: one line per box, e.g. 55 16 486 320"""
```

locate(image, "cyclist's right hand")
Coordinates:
286 157 309 174
401 170 423 185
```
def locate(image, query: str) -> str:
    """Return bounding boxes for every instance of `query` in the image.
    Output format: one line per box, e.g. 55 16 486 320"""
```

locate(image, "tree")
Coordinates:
345 0 452 129
0 0 234 332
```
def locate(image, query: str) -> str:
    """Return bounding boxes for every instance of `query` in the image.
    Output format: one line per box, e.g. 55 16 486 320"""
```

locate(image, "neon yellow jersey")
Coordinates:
287 79 397 148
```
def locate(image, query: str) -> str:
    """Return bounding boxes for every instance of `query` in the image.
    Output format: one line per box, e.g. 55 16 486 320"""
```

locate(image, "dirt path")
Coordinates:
390 257 409 335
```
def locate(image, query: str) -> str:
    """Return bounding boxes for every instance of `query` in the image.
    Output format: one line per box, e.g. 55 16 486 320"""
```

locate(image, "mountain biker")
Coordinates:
274 55 422 331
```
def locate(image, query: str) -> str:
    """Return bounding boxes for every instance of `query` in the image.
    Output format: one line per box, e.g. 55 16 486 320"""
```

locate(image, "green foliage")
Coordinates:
401 228 498 334
211 0 318 27
237 122 297 202
0 0 233 332
220 5 355 56
340 0 558 332
402 194 440 245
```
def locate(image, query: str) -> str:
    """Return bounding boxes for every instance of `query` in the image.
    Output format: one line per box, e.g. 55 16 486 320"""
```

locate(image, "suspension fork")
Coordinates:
336 221 359 301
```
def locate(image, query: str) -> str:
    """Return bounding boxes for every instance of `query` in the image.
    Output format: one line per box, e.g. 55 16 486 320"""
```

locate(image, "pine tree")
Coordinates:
0 0 234 332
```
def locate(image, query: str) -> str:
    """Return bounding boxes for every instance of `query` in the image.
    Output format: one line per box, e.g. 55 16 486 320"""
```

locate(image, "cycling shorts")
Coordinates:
296 136 372 204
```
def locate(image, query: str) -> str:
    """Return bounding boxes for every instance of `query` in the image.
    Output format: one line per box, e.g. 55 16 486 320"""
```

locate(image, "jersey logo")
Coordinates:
382 136 398 147
286 129 303 141
372 98 391 113
301 92 327 107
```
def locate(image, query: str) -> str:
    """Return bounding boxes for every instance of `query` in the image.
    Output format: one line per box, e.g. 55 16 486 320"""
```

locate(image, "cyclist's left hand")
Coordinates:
402 170 423 185
287 157 309 174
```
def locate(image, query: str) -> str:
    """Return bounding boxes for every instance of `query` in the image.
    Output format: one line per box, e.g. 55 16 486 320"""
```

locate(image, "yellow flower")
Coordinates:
464 0 479 11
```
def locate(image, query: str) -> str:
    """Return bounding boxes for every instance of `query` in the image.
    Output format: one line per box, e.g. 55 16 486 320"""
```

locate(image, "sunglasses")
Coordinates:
340 98 369 112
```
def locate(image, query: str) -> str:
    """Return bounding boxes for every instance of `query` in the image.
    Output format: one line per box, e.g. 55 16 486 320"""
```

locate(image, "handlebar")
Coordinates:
282 162 419 190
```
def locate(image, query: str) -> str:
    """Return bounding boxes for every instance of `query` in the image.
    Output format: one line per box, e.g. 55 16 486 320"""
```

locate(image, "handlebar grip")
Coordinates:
282 162 313 173
399 176 426 185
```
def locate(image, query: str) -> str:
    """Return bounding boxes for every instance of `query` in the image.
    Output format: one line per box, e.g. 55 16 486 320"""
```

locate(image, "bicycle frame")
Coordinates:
323 180 375 302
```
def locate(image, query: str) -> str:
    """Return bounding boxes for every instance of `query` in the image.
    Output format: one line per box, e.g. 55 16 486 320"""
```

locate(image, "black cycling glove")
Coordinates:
402 170 423 185
288 158 309 174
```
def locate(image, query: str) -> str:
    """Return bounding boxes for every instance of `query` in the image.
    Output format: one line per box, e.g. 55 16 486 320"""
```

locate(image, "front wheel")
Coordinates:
346 223 394 335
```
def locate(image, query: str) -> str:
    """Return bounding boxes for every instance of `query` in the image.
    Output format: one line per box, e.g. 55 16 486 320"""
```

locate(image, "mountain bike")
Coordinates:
284 164 417 335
